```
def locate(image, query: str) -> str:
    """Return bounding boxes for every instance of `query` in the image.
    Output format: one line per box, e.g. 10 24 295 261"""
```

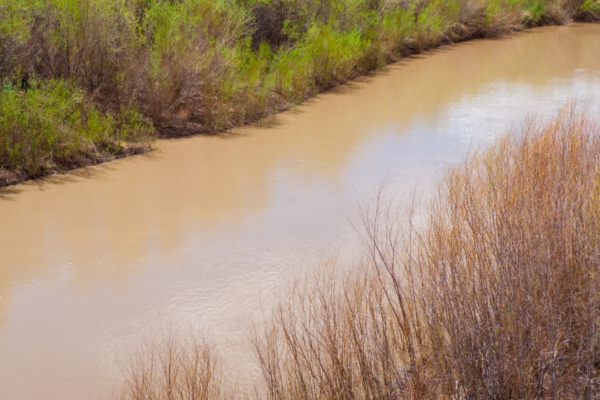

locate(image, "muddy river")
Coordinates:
1 24 600 400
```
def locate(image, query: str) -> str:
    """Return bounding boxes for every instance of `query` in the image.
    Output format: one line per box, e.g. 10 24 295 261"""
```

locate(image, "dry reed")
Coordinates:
117 332 227 400
119 105 600 399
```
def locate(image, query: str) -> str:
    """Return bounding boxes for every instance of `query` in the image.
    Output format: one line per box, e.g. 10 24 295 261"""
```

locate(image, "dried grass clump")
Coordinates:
253 262 422 400
408 105 600 398
118 333 227 400
254 106 600 399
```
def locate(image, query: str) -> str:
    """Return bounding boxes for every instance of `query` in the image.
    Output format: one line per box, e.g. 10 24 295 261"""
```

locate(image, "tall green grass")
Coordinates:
0 0 597 184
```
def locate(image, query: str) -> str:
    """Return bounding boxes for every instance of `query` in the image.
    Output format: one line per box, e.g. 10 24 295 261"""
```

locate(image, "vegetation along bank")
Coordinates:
1 0 599 185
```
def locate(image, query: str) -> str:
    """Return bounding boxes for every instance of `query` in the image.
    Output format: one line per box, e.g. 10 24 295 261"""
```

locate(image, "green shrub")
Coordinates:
580 0 600 12
137 0 252 130
524 0 547 21
0 79 150 176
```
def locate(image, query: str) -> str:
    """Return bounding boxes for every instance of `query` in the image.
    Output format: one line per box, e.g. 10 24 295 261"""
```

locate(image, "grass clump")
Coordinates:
118 332 227 400
118 106 600 399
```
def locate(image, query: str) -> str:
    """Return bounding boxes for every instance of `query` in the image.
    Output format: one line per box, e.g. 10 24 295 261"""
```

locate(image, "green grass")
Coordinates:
0 0 597 184
0 79 151 184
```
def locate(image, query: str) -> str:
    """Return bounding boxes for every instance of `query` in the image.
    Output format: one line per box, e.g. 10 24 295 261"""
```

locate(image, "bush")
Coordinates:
0 79 151 180
254 106 600 399
136 0 252 131
118 332 226 400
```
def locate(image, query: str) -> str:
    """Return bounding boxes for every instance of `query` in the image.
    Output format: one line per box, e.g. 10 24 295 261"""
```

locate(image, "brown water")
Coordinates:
1 24 600 400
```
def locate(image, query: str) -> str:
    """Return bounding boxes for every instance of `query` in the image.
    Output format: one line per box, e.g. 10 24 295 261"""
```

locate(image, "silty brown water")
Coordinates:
1 24 600 400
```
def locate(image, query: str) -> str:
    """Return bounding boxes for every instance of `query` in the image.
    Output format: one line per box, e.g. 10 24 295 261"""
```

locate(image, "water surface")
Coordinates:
1 24 600 400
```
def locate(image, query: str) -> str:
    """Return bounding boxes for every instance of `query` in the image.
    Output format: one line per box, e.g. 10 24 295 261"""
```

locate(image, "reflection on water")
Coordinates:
1 24 600 400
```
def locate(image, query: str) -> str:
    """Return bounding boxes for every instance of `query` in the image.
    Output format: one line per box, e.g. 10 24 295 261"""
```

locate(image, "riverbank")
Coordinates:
119 105 600 399
1 0 598 187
